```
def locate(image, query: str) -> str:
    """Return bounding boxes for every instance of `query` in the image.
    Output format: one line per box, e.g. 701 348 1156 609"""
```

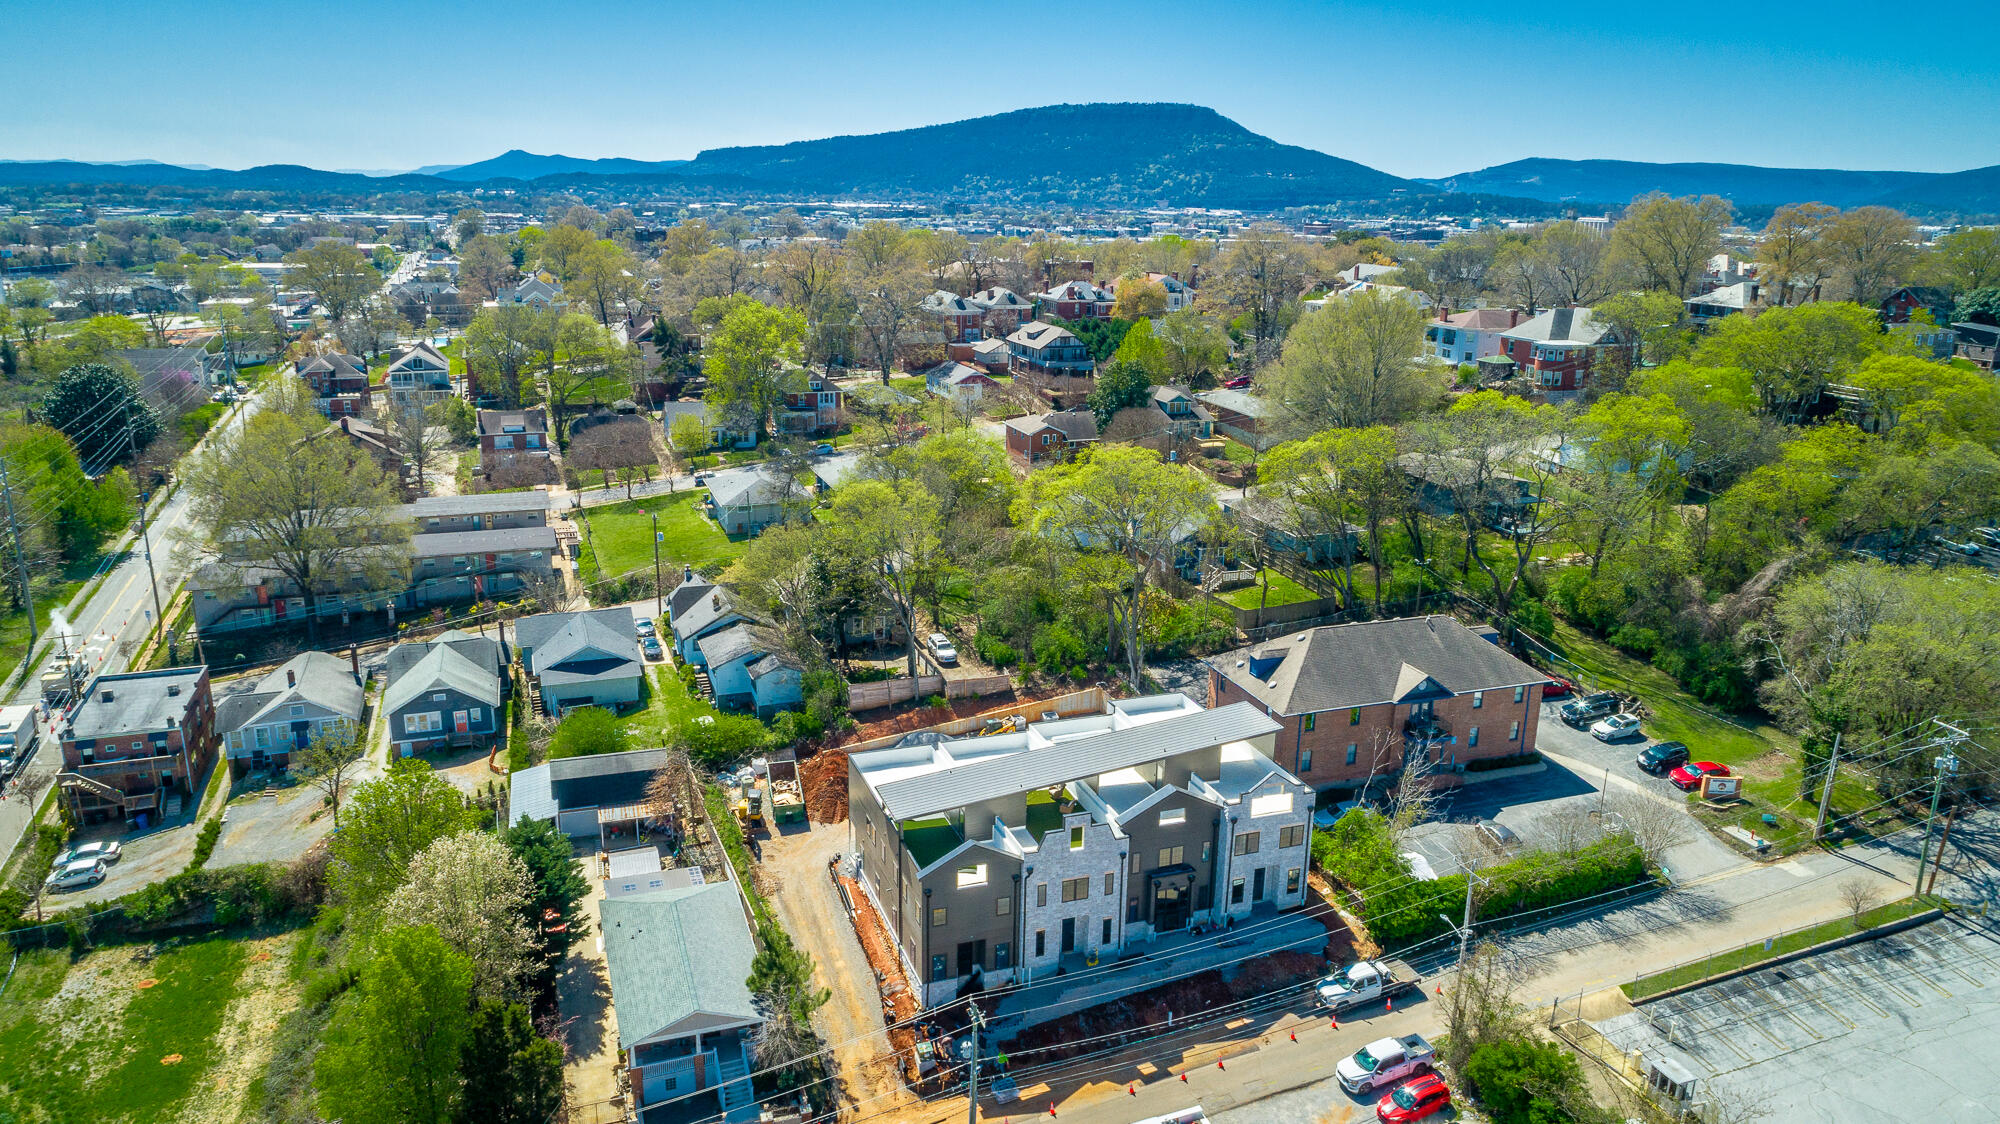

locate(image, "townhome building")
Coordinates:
847 694 1312 1007
57 667 218 824
1206 617 1547 797
404 491 552 534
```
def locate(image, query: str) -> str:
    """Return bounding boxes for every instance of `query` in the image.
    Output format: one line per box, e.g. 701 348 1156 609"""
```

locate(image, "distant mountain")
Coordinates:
1429 158 1939 210
675 103 1421 208
431 150 690 182
1873 164 2000 215
408 163 465 177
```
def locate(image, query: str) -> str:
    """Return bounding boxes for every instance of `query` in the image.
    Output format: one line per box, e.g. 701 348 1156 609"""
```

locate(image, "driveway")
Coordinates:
211 779 339 867
1535 697 1709 802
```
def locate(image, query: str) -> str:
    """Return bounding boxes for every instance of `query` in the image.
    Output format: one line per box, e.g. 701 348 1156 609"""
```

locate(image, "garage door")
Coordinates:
557 807 599 838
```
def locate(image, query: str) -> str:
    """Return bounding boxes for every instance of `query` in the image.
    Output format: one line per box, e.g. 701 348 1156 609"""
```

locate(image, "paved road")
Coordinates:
0 388 265 869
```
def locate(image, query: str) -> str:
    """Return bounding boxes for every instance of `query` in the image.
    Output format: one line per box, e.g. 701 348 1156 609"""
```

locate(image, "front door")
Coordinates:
1153 883 1190 932
956 940 985 979
1060 917 1076 954
1253 867 1267 903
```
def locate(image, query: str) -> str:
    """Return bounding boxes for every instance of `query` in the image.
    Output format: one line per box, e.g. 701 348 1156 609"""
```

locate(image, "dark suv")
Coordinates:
1637 741 1690 775
1559 692 1621 727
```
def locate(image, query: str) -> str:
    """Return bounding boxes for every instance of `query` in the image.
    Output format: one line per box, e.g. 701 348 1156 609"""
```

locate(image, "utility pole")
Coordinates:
649 510 664 623
135 492 169 664
1812 732 1843 841
1927 804 1961 897
0 460 35 655
965 1000 985 1124
1445 857 1489 971
1915 746 1961 894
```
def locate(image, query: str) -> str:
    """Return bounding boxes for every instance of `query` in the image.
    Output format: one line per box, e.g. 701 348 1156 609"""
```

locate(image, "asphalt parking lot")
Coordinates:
1533 698 1696 802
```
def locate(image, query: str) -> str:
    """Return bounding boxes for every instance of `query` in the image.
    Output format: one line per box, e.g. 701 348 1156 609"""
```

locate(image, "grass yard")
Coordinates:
1216 569 1320 610
1622 896 1941 999
1550 621 1790 768
615 663 722 746
580 491 745 579
0 930 302 1123
1219 437 1258 465
887 376 929 397
1 576 89 680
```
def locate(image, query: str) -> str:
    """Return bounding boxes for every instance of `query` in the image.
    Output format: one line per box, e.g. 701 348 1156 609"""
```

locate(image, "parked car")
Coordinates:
52 840 121 867
1559 692 1621 726
635 618 656 639
1637 741 1690 775
812 443 835 455
1377 1073 1453 1122
1224 375 1253 390
1337 1034 1435 1094
44 859 106 892
1475 819 1519 850
1589 713 1644 742
640 636 663 660
1541 677 1575 699
926 633 958 665
1669 761 1731 792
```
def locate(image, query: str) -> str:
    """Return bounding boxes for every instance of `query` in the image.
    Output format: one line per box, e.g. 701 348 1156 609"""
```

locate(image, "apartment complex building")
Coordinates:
847 694 1313 1007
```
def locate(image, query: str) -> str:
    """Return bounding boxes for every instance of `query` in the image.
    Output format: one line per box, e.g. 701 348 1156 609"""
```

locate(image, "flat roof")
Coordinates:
65 666 206 742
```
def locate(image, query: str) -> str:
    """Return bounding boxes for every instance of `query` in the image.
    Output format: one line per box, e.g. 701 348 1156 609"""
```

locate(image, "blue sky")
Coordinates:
8 0 1996 177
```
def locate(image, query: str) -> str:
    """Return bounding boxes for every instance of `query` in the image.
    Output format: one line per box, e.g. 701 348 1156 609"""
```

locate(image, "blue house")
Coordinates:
671 586 755 666
696 623 804 718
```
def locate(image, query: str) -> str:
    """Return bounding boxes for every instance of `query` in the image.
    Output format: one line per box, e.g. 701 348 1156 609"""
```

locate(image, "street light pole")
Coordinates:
136 492 168 663
965 1000 985 1124
649 511 663 623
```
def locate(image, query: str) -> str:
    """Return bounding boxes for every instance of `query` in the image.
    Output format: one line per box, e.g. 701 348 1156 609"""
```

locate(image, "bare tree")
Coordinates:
297 724 366 825
1386 743 1445 848
1540 806 1602 855
567 417 659 498
1838 877 1881 930
384 392 446 492
1606 792 1696 867
1439 941 1527 1074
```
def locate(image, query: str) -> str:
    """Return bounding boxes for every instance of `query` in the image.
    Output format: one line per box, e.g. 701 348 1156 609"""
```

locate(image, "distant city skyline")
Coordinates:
9 0 1997 179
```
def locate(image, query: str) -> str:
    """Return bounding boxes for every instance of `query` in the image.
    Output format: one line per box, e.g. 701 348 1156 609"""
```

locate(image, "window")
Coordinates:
997 896 1011 917
931 954 948 981
932 907 948 927
1062 877 1089 902
404 712 442 734
1035 930 1046 957
1201 842 1212 862
1158 808 1185 826
1104 873 1115 896
1233 831 1261 856
1514 685 1526 703
1102 917 1113 944
1473 691 1483 709
1251 793 1293 818
1157 845 1184 867
1131 852 1141 874
1299 748 1313 773
1510 721 1521 741
1349 707 1361 726
1287 868 1302 895
255 727 270 748
1469 725 1482 748
1302 712 1316 732
468 708 482 724
1037 883 1048 907
1069 825 1085 851
956 864 988 889
1347 744 1358 765
289 704 304 717
1230 878 1245 905
1279 824 1305 849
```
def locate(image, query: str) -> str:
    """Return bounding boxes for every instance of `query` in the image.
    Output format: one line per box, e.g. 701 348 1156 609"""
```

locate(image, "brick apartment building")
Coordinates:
1207 616 1548 796
58 666 219 823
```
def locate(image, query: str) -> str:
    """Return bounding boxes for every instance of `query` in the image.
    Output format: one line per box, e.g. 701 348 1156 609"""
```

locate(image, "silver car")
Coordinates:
45 859 106 892
53 840 121 867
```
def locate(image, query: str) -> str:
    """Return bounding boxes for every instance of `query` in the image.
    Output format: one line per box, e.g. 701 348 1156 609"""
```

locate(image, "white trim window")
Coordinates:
404 712 444 734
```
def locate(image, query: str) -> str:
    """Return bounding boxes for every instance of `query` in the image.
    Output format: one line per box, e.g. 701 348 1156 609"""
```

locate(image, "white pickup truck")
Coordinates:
1315 958 1419 1013
1336 1034 1436 1094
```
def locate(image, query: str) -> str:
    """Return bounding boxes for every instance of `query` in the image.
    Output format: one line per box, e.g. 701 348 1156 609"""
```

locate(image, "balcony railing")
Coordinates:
1403 714 1452 742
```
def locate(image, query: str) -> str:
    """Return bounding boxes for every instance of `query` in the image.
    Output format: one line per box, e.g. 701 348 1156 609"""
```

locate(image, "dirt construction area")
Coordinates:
759 817 914 1117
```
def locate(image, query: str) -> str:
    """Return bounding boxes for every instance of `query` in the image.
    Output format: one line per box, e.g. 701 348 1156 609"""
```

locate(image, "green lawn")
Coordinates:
615 662 722 745
887 376 929 397
1219 438 1258 465
580 491 745 579
1622 896 1941 999
1216 569 1320 610
0 936 253 1121
1550 621 1789 768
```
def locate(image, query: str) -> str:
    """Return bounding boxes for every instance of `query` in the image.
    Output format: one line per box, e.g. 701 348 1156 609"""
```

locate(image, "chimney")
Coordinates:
167 685 180 697
351 644 361 681
1509 309 1522 328
286 669 296 688
101 690 114 703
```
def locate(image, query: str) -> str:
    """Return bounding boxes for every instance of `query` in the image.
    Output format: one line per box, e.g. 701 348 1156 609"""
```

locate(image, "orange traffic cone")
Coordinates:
1290 1031 1298 1042
1129 1086 1137 1096
1048 1105 1057 1117
1330 1016 1339 1030
1179 1073 1189 1084
1217 1060 1226 1071
1386 997 1394 1013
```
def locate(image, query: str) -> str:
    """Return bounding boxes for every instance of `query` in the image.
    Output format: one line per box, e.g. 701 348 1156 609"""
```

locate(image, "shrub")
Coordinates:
190 816 223 868
1461 1038 1591 1124
1031 623 1089 679
548 707 629 759
682 713 768 772
972 629 1019 669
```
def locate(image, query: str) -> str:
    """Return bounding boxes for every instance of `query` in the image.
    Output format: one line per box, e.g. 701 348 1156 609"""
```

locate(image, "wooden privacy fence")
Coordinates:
847 674 946 712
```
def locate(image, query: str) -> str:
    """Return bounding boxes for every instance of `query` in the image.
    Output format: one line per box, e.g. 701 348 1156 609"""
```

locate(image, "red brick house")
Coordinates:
1498 307 1620 398
1003 407 1099 468
1206 617 1546 795
778 370 845 435
58 666 219 823
969 287 1034 335
477 407 554 483
1034 279 1115 321
922 290 986 343
297 351 372 417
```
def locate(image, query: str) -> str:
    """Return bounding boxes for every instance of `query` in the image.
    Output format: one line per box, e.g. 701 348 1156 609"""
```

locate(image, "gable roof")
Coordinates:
668 577 718 621
1197 389 1269 418
385 643 502 715
404 491 552 520
600 883 760 1051
670 587 749 643
922 290 979 315
526 608 639 683
1210 616 1545 715
707 466 800 510
214 651 362 735
385 632 503 683
1044 406 1099 441
385 341 450 374
1687 282 1757 311
1501 307 1612 346
1436 308 1521 332
696 622 765 671
1036 280 1112 303
1006 320 1080 349
969 286 1030 310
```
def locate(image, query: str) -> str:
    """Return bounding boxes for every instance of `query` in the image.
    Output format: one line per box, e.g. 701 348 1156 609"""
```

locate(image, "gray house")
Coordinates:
704 467 808 537
515 608 644 715
509 746 668 843
214 651 364 774
671 587 755 666
384 631 504 758
602 883 761 1121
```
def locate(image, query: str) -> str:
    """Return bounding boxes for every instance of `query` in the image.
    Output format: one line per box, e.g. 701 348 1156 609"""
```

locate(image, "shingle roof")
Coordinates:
1436 308 1521 332
1006 321 1080 349
476 407 548 436
384 633 503 683
1197 389 1269 418
1501 307 1611 345
668 578 718 622
670 588 747 643
697 623 764 671
385 643 502 716
969 287 1029 309
404 492 552 520
214 651 363 735
871 702 1280 821
410 526 558 557
747 653 799 681
1044 407 1099 441
600 883 760 1051
525 608 639 683
923 290 978 314
707 467 799 511
1209 616 1545 715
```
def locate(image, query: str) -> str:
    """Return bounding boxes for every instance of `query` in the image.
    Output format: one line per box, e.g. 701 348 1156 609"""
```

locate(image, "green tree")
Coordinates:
1259 426 1406 611
384 831 536 1001
1626 362 1770 489
179 377 412 642
1609 193 1731 297
1211 224 1307 363
1695 301 1886 423
314 925 475 1124
457 1001 565 1124
1260 289 1433 437
543 313 633 445
1152 308 1230 388
1826 205 1918 305
746 922 831 1089
457 234 518 303
285 240 382 328
826 479 947 676
548 706 629 759
1955 286 2000 326
0 422 134 563
1758 202 1839 304
40 363 161 468
1018 446 1216 686
1590 289 1690 375
567 238 641 325
328 758 481 913
504 817 592 1001
1925 228 2000 293
1086 360 1154 430
1111 278 1168 320
1460 1038 1593 1124
704 301 806 435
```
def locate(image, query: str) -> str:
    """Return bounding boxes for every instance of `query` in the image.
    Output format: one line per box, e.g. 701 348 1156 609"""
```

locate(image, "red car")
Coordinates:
1224 375 1253 389
1377 1073 1451 1121
1542 677 1574 699
1669 761 1731 791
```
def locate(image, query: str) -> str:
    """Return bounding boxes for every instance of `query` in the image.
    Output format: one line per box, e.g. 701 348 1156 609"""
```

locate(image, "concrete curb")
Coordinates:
1629 906 1946 1003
